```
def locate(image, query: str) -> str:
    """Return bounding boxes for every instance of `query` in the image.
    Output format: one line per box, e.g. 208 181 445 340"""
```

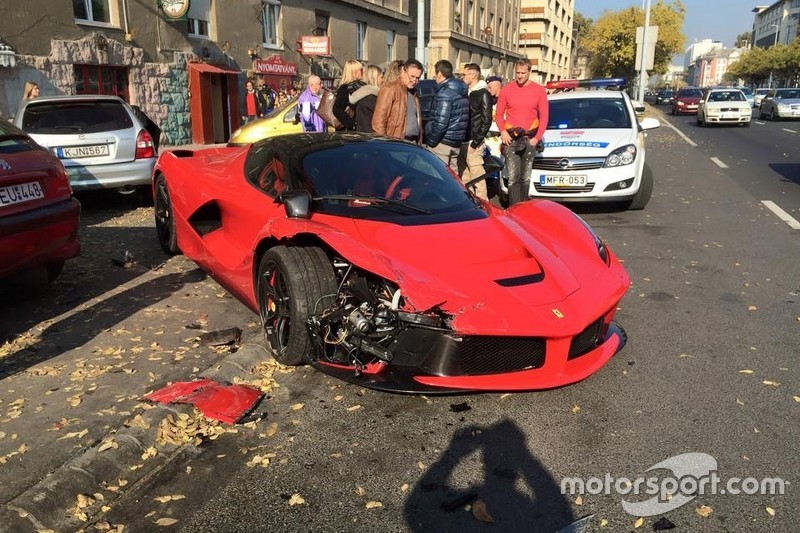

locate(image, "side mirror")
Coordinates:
639 117 660 131
282 190 312 218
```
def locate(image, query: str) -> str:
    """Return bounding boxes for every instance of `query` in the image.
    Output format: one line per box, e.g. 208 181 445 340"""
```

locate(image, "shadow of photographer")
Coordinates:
405 418 576 532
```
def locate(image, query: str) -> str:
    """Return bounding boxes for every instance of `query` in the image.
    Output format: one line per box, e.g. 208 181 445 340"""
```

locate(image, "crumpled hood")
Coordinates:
542 129 634 157
348 215 581 309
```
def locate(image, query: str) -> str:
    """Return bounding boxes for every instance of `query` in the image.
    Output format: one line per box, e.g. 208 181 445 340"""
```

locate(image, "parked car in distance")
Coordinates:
758 88 800 120
671 87 703 115
697 88 751 127
753 88 773 108
14 95 157 196
0 120 80 291
228 99 303 146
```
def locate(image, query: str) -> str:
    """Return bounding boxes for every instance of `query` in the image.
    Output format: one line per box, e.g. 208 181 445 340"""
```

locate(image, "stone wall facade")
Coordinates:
1 33 195 146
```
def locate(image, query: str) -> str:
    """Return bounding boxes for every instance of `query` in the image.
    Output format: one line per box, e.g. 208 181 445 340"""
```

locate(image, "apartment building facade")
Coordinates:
752 0 800 48
519 0 574 83
0 0 411 146
410 0 524 81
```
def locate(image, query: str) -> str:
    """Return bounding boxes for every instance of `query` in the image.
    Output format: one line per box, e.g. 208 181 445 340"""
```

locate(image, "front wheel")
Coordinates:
626 164 653 211
154 175 179 255
256 246 337 365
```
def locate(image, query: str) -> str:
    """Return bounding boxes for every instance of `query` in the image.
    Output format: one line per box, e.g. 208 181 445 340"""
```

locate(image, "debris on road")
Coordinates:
198 327 242 347
143 378 262 424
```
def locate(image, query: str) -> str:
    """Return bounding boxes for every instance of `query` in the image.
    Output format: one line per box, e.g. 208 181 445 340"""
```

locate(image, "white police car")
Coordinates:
492 78 660 210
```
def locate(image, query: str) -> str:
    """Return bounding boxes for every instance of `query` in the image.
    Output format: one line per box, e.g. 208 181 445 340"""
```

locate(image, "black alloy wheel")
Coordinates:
154 175 179 254
256 246 337 365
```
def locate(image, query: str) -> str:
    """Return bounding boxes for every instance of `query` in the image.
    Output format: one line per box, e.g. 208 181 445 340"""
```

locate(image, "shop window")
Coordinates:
356 21 367 60
188 0 211 38
262 0 281 48
73 0 111 24
74 64 129 101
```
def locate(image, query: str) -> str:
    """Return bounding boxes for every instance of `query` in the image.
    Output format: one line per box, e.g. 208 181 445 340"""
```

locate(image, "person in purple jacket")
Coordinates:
297 75 326 132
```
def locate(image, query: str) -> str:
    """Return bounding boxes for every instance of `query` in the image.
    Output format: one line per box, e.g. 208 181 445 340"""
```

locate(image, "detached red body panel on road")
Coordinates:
144 379 262 424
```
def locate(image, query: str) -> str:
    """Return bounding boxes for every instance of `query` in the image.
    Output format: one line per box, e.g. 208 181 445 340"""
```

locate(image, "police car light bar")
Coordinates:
546 78 627 90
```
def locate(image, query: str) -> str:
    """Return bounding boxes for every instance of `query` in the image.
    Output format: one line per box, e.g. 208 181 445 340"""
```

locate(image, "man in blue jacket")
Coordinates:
425 60 469 173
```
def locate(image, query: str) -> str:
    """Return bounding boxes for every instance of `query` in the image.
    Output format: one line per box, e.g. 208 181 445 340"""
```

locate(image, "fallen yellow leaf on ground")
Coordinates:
288 493 305 506
365 501 383 509
472 499 493 523
154 517 178 526
634 517 644 528
766 506 775 516
696 505 713 518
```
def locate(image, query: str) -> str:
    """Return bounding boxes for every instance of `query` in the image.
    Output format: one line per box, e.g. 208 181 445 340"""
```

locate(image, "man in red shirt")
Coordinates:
495 58 549 206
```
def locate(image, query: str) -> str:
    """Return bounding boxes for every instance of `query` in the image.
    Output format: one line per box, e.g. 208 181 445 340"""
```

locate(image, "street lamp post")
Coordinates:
768 23 779 88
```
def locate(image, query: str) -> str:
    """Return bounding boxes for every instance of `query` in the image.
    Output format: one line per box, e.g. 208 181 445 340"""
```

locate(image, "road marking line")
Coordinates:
710 157 728 168
762 200 800 230
782 128 797 133
663 120 698 146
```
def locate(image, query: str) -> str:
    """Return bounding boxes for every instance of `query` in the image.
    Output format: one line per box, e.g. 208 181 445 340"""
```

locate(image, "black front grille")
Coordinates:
534 158 605 171
458 336 546 375
534 183 595 194
568 318 606 360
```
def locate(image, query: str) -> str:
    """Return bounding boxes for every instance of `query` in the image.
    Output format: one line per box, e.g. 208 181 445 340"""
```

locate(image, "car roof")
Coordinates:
20 94 128 105
548 90 627 102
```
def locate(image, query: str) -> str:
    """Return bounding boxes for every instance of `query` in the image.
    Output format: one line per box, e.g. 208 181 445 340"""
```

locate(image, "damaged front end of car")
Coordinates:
305 259 471 393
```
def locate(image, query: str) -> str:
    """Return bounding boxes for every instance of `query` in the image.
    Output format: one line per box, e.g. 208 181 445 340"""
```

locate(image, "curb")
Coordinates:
4 334 271 532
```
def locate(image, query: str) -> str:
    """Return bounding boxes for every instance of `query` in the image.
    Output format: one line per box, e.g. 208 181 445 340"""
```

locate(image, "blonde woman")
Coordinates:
333 59 365 130
349 65 384 133
22 81 40 101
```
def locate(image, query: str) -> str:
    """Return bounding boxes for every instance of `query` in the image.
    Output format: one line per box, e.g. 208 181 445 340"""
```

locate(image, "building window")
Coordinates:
187 0 211 38
73 0 111 23
262 0 281 47
356 21 367 60
74 64 129 101
314 11 329 36
386 30 395 61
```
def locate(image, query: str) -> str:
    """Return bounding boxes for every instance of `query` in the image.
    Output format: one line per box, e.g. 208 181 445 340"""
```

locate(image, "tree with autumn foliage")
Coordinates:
583 0 686 81
725 38 800 87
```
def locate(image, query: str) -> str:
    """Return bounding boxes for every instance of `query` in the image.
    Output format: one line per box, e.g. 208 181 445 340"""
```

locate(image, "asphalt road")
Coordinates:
105 110 799 533
2 110 798 532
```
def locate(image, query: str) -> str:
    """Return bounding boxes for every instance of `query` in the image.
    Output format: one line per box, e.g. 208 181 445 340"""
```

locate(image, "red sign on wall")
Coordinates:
300 36 331 56
253 57 298 76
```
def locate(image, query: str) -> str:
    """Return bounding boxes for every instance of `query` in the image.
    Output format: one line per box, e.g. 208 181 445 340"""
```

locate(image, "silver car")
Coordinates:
758 88 800 120
13 95 157 194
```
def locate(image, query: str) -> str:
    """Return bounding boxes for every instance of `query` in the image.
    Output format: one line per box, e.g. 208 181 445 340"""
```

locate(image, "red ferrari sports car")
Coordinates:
153 133 629 393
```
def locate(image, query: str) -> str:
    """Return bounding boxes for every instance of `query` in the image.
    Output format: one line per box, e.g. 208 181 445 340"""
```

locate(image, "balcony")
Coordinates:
520 6 546 22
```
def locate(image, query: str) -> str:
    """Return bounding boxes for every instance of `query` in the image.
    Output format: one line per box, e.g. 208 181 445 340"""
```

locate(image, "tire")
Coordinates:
743 120 751 127
627 164 653 210
154 174 179 255
671 107 676 116
256 246 337 365
46 261 64 283
759 108 766 120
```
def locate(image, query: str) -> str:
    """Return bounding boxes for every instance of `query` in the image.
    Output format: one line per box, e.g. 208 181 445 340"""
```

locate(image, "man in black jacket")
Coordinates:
425 60 469 173
459 63 493 200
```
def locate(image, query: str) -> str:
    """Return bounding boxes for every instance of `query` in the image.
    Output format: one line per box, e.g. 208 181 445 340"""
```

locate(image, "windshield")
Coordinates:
21 100 133 134
756 89 771 96
299 141 482 221
708 91 746 102
738 87 753 96
776 89 800 99
678 89 703 98
263 99 296 120
548 98 631 129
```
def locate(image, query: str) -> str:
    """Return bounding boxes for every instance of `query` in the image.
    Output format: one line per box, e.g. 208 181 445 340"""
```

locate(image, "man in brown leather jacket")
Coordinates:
372 59 424 143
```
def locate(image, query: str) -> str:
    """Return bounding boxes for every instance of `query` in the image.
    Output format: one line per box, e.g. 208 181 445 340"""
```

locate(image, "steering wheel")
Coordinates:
386 175 413 200
592 119 616 128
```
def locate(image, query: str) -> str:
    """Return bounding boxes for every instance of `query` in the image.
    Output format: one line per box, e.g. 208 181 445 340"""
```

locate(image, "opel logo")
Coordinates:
0 159 11 171
558 158 571 169
79 134 86 140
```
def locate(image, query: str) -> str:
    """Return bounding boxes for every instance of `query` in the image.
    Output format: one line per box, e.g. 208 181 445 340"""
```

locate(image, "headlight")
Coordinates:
604 144 636 168
677 101 685 106
573 213 611 266
778 104 790 110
